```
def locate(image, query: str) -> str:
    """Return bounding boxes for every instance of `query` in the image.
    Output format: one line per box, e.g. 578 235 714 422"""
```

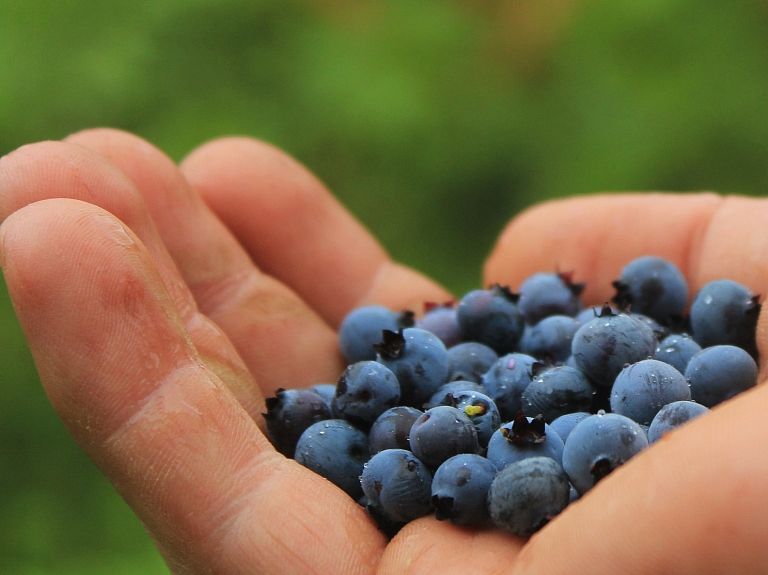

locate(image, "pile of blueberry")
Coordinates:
263 256 761 537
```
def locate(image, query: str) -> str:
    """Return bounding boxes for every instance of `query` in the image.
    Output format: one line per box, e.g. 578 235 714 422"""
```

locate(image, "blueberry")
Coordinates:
522 365 594 423
487 456 570 537
481 353 538 421
654 334 702 374
456 285 526 354
571 306 657 386
690 279 761 358
647 400 710 442
294 419 369 500
610 359 691 426
309 383 337 406
263 388 332 457
339 305 414 364
332 361 400 428
562 412 648 495
549 412 591 444
612 256 688 324
431 454 497 526
519 315 581 363
408 406 480 469
517 272 585 325
416 302 462 348
375 327 449 407
360 448 433 525
446 341 499 383
486 413 565 470
576 305 616 325
368 406 423 455
684 345 758 407
439 390 501 448
630 312 670 342
423 380 488 410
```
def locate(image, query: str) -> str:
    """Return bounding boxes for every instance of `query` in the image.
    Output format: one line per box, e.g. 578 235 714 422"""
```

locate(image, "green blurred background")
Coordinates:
1 0 768 572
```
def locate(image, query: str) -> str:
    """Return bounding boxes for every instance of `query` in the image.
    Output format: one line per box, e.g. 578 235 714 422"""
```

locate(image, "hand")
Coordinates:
2 130 767 575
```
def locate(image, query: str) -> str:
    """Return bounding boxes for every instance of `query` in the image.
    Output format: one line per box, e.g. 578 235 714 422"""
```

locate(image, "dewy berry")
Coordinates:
262 255 761 540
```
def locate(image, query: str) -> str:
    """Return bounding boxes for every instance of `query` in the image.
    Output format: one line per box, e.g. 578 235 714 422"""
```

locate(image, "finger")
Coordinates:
1 199 385 575
63 128 343 393
179 137 452 326
484 193 768 374
510 383 768 575
0 140 265 421
377 518 525 575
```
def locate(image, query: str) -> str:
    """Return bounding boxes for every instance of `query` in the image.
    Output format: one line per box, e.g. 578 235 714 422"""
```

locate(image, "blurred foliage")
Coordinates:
1 0 767 572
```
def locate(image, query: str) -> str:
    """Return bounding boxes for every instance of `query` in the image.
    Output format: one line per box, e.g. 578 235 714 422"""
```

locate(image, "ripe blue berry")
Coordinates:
487 456 570 537
446 341 498 383
486 413 565 470
654 334 702 374
416 302 461 348
375 327 449 407
424 380 488 410
571 307 656 386
684 344 758 407
562 412 648 495
481 353 538 421
439 390 501 448
610 358 691 426
519 315 581 363
549 411 591 444
408 406 480 469
431 454 497 526
517 272 584 325
690 279 760 357
338 305 414 364
522 365 594 423
647 400 710 442
294 419 369 500
612 256 688 324
456 285 525 354
263 388 332 457
360 448 433 525
368 406 423 454
332 361 400 428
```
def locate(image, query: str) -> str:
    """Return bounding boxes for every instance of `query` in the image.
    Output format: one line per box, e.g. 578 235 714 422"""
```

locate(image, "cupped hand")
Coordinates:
2 131 768 575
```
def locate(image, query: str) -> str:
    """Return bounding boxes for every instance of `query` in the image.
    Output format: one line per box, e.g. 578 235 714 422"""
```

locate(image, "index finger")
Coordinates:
484 193 768 372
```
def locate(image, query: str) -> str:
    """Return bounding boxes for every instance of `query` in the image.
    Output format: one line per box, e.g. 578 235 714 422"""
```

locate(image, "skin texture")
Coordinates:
2 129 768 574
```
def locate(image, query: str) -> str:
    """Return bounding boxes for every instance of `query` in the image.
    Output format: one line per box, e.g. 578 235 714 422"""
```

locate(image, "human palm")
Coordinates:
2 129 768 574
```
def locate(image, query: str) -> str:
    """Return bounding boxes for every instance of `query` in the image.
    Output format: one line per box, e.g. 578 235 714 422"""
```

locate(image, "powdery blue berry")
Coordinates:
456 285 525 354
294 419 369 500
481 353 538 421
610 358 691 426
685 345 758 407
647 401 710 443
368 406 423 455
612 256 688 324
562 412 648 495
332 361 400 428
431 454 497 526
690 279 760 358
408 406 480 469
571 307 656 387
486 413 565 470
487 456 570 537
339 305 414 363
360 448 433 525
517 272 584 325
375 327 449 407
654 334 702 374
522 365 594 423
